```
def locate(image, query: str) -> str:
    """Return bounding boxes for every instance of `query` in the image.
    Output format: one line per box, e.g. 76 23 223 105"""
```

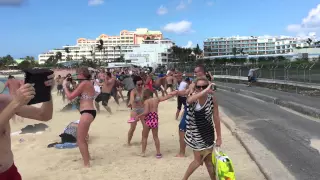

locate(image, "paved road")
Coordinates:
216 82 320 109
216 90 320 180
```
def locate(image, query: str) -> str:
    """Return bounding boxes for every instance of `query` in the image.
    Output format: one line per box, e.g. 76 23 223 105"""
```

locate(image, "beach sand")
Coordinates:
10 94 265 180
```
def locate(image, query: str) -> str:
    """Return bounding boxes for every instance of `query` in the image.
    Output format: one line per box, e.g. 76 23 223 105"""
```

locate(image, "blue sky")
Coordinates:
0 0 320 59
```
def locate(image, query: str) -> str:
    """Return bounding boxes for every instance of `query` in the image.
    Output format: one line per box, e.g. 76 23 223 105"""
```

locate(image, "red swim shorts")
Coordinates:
0 163 22 180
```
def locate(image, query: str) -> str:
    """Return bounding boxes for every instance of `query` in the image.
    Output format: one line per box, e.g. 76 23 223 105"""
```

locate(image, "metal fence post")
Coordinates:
308 62 316 83
273 64 278 80
303 64 309 82
287 63 291 81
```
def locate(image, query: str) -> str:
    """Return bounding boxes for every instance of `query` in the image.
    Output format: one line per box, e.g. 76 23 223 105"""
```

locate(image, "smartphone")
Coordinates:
24 69 54 105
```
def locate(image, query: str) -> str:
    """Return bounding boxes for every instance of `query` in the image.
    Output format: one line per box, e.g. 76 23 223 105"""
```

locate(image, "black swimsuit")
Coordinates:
80 110 96 119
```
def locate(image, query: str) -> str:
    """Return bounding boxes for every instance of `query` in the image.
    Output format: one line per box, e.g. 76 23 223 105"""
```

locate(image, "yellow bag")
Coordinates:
212 148 236 180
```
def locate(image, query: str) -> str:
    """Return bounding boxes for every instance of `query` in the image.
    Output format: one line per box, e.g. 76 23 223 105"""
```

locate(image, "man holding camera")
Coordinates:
0 75 54 179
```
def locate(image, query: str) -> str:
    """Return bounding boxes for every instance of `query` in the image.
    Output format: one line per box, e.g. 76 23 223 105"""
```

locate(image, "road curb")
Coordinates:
217 85 320 119
219 108 295 180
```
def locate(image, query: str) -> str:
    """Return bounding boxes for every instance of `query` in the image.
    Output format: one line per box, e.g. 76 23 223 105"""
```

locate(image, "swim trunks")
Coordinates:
179 106 187 132
0 163 22 180
95 93 111 106
177 96 187 111
145 112 159 129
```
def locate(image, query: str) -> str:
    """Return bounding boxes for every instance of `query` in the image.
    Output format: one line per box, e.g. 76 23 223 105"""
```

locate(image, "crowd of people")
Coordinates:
0 65 222 180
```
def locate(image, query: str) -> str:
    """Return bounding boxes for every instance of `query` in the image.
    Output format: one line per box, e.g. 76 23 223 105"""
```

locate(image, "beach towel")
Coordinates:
55 142 78 149
212 148 236 180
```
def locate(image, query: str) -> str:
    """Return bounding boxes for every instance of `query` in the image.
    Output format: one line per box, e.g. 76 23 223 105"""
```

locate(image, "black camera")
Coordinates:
24 69 54 105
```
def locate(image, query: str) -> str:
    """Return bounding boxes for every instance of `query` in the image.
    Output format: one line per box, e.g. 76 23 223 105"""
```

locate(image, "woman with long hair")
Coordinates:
182 77 222 180
127 76 145 146
63 67 96 167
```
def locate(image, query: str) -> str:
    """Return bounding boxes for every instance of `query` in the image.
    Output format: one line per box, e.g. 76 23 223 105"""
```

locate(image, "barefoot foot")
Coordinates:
175 153 186 157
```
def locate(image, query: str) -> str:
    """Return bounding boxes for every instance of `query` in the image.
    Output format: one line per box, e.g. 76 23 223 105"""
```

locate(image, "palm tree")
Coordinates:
75 51 79 61
64 47 70 61
97 39 103 66
306 38 312 47
55 52 62 62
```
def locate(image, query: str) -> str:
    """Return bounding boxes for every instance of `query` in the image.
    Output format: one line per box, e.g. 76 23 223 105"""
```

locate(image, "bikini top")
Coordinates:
80 92 95 100
134 90 143 103
135 95 142 103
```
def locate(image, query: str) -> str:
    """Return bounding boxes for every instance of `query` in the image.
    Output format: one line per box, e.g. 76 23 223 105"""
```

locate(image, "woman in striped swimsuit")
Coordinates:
182 77 222 180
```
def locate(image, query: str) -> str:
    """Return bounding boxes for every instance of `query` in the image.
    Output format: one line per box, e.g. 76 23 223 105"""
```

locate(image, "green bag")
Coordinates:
212 148 236 180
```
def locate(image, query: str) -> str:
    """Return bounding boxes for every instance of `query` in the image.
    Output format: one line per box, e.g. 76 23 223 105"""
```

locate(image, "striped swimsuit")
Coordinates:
184 94 215 151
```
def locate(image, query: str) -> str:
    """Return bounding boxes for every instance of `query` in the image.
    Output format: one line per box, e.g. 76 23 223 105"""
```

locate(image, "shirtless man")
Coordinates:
165 72 174 93
4 75 21 96
0 76 54 179
56 75 63 95
97 68 106 82
153 76 167 97
110 74 120 106
95 72 115 114
5 75 23 122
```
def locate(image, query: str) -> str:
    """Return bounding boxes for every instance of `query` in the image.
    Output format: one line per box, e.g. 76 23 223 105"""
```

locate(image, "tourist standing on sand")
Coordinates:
119 72 135 106
127 76 145 146
135 89 177 158
0 75 54 179
145 73 157 97
63 67 96 168
182 78 222 180
153 75 167 97
5 75 22 96
175 77 191 120
110 73 120 106
97 68 106 82
95 72 115 114
175 65 207 157
56 75 63 95
165 72 174 93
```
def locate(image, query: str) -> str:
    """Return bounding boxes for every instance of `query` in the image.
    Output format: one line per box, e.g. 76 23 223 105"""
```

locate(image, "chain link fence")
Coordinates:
164 61 320 84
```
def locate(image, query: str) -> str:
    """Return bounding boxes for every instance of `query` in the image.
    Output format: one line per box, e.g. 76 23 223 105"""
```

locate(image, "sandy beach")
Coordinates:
9 93 265 180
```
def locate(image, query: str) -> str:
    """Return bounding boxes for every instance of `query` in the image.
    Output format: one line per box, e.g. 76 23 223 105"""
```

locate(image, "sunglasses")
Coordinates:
196 84 209 89
136 83 143 86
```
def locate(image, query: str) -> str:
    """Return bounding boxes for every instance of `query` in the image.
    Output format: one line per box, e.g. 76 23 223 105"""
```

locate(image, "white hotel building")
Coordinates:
38 28 173 67
203 36 307 57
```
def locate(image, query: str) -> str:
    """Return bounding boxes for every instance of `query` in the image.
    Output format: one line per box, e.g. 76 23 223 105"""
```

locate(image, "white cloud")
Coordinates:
184 41 193 48
88 0 104 6
207 1 214 6
176 1 186 10
157 5 168 15
187 0 192 4
286 4 320 36
163 20 194 34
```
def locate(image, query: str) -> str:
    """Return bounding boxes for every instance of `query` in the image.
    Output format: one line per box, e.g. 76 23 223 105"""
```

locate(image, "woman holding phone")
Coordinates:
63 67 96 168
182 77 222 180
